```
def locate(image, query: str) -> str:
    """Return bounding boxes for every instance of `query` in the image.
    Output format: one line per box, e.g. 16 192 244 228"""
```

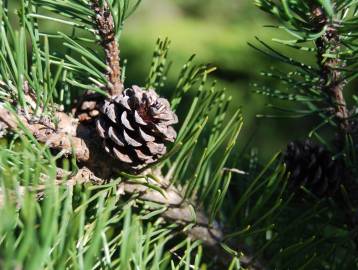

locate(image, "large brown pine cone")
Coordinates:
283 139 345 198
96 85 178 173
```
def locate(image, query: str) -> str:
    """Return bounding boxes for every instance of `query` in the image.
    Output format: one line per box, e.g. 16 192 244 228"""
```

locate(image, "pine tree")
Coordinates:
249 0 358 268
0 1 357 270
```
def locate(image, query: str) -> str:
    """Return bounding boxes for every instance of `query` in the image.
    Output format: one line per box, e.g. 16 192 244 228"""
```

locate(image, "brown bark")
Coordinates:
313 7 350 133
0 106 118 178
91 0 124 96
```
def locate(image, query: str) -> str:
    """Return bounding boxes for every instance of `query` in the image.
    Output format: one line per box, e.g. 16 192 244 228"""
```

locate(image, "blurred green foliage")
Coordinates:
118 0 312 160
32 0 313 160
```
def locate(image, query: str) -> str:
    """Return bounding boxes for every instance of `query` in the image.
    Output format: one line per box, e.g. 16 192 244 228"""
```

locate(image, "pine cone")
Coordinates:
283 139 344 198
96 85 178 173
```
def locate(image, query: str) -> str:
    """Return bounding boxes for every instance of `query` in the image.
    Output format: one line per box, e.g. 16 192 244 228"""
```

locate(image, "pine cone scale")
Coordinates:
134 111 148 125
96 117 109 138
121 111 135 131
103 102 117 123
147 141 166 155
135 148 153 161
123 129 142 147
139 128 156 142
113 147 133 164
108 127 125 147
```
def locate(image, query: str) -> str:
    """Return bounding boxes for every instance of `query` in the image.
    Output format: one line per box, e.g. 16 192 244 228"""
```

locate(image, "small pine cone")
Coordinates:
96 85 178 173
283 139 344 198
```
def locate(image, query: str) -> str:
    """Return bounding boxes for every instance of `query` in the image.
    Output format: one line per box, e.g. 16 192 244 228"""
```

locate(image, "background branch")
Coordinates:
313 6 350 133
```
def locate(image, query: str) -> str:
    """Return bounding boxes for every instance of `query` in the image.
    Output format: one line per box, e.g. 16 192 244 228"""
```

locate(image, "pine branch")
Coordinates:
0 167 223 244
0 104 118 178
91 0 124 96
254 0 356 137
312 5 351 134
0 104 264 270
